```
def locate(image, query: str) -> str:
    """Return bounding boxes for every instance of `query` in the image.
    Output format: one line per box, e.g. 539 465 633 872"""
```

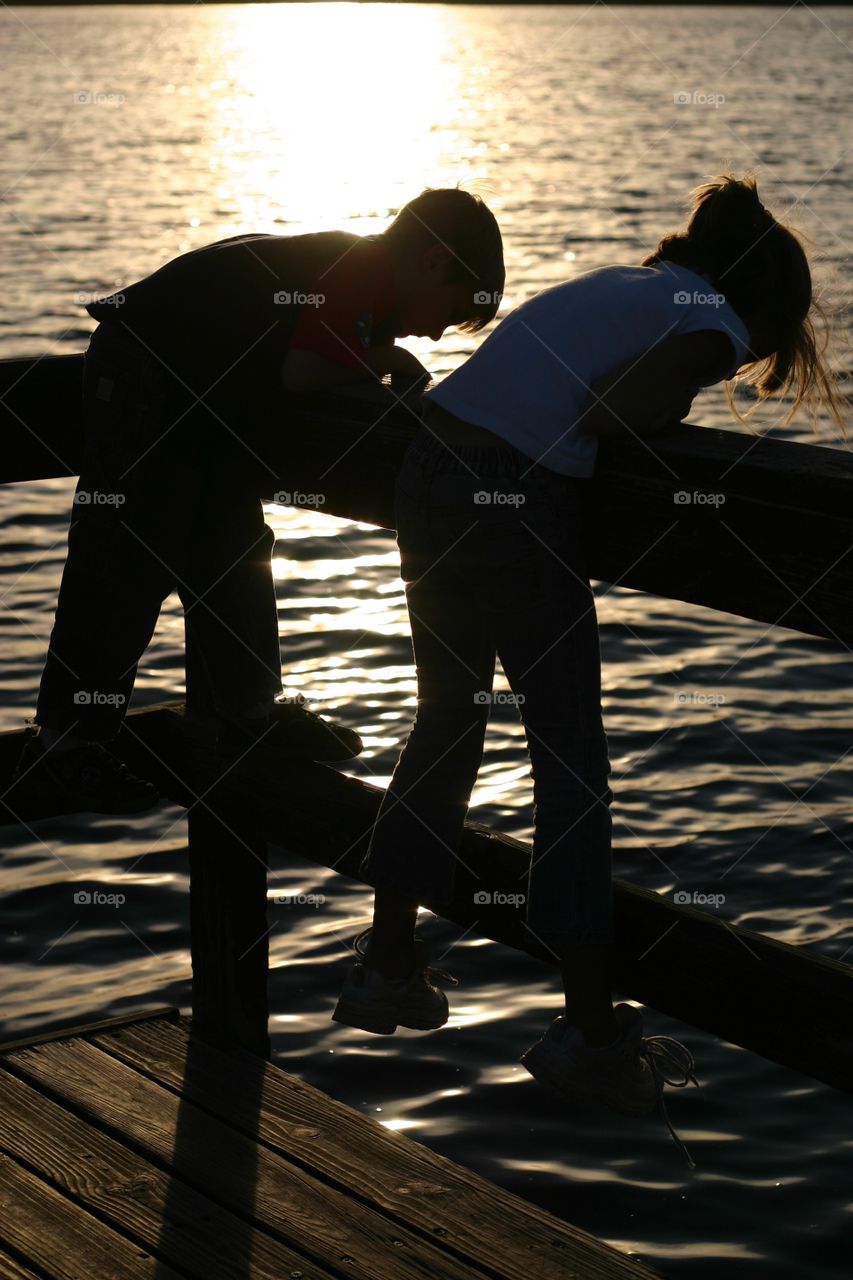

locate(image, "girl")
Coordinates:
331 175 845 1165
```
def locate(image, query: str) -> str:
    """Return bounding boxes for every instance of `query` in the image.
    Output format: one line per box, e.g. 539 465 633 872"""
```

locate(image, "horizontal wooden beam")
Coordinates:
2 352 851 644
3 704 851 1095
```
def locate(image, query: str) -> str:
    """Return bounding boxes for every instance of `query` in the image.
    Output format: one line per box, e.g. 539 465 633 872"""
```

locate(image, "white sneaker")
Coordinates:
520 1003 699 1168
331 927 458 1035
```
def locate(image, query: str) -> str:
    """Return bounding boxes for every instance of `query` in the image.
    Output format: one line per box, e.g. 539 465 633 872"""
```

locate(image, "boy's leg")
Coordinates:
35 323 191 743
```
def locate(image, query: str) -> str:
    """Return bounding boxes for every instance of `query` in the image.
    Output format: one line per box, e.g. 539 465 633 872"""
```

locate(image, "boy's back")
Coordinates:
85 231 395 430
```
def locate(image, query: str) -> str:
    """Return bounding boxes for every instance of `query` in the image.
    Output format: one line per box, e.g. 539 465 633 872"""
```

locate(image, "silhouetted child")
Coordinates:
332 175 845 1168
12 189 504 814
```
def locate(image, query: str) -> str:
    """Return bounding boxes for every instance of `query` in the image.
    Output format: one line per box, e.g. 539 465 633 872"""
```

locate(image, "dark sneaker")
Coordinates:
8 730 160 815
219 694 363 762
520 1004 699 1168
331 926 459 1035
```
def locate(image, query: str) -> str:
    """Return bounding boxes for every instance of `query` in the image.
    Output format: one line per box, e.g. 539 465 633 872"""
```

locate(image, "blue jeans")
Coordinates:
359 427 614 949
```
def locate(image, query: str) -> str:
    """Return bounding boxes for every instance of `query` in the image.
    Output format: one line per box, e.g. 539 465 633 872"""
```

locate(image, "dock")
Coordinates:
1 348 852 1275
0 1008 663 1280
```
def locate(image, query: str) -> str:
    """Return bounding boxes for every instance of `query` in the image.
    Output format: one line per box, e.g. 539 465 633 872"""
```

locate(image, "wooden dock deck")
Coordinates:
0 1008 664 1280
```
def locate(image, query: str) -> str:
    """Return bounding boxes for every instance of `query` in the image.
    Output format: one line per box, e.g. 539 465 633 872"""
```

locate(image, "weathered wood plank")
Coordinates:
0 1149 185 1280
184 618 271 1059
0 1006 180 1054
0 1247 45 1280
2 704 852 1093
3 1036 545 1280
0 1068 337 1280
89 1013 664 1279
1 353 851 644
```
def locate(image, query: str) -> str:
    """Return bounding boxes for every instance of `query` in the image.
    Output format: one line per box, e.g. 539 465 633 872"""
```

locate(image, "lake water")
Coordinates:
1 4 852 1276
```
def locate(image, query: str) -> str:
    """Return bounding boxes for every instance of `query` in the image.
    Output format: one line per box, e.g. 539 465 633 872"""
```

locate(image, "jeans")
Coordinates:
35 322 282 738
359 427 614 949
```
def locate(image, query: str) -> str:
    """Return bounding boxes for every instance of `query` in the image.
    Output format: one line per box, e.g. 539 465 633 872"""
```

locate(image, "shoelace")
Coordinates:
353 928 459 987
638 1034 700 1170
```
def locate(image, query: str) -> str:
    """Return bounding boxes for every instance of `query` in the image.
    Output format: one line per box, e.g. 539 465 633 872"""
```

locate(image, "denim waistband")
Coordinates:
405 423 578 486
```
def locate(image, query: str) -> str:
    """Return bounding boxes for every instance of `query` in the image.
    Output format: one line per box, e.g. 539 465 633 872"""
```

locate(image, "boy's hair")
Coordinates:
384 188 504 332
642 173 846 439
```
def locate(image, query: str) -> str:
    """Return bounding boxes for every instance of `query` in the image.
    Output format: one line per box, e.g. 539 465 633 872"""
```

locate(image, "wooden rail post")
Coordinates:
184 620 271 1059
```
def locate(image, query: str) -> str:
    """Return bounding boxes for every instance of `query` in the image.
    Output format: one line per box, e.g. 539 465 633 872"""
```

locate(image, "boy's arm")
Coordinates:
581 330 740 440
281 343 428 393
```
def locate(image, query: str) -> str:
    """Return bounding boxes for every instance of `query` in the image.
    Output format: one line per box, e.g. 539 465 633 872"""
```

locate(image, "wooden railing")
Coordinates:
2 351 852 1086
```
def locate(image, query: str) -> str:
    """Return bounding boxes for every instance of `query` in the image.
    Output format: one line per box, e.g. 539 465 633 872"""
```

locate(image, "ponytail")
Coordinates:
643 174 847 439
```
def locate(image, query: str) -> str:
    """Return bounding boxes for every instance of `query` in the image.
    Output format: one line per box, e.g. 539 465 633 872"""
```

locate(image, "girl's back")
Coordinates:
424 260 751 478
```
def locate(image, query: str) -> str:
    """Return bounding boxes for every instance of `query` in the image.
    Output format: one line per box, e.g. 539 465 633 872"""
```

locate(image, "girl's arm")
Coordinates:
581 330 739 440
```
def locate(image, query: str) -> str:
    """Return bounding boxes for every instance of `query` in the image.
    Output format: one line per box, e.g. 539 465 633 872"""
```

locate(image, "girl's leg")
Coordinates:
360 449 497 977
469 469 618 1045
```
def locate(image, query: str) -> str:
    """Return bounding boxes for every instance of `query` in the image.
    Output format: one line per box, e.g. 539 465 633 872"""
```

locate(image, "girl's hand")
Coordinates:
583 332 735 440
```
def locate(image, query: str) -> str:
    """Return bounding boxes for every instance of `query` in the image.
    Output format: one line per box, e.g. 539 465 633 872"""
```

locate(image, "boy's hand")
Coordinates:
281 342 429 393
367 344 429 381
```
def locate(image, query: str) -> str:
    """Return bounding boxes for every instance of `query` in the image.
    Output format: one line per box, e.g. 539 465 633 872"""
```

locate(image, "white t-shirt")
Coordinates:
424 262 752 477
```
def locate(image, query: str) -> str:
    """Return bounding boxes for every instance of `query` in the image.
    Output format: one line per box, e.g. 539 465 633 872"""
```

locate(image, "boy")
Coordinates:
11 189 504 814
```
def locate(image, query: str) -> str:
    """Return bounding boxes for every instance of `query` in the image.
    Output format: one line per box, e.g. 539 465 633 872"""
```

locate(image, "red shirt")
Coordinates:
287 235 398 370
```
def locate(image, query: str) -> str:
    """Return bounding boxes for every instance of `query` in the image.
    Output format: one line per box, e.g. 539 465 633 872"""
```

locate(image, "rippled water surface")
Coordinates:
2 5 853 1276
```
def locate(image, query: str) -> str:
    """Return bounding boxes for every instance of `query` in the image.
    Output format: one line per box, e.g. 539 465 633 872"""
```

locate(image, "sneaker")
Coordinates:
8 729 160 816
331 926 459 1035
217 694 363 762
520 1003 699 1169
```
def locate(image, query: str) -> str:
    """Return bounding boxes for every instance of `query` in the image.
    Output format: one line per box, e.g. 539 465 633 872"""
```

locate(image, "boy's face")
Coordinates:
394 244 480 342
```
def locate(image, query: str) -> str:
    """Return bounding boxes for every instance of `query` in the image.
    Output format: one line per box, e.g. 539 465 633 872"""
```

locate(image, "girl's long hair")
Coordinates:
642 174 847 439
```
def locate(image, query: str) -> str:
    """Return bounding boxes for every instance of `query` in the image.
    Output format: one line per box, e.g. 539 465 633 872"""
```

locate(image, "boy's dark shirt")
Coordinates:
85 231 398 456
